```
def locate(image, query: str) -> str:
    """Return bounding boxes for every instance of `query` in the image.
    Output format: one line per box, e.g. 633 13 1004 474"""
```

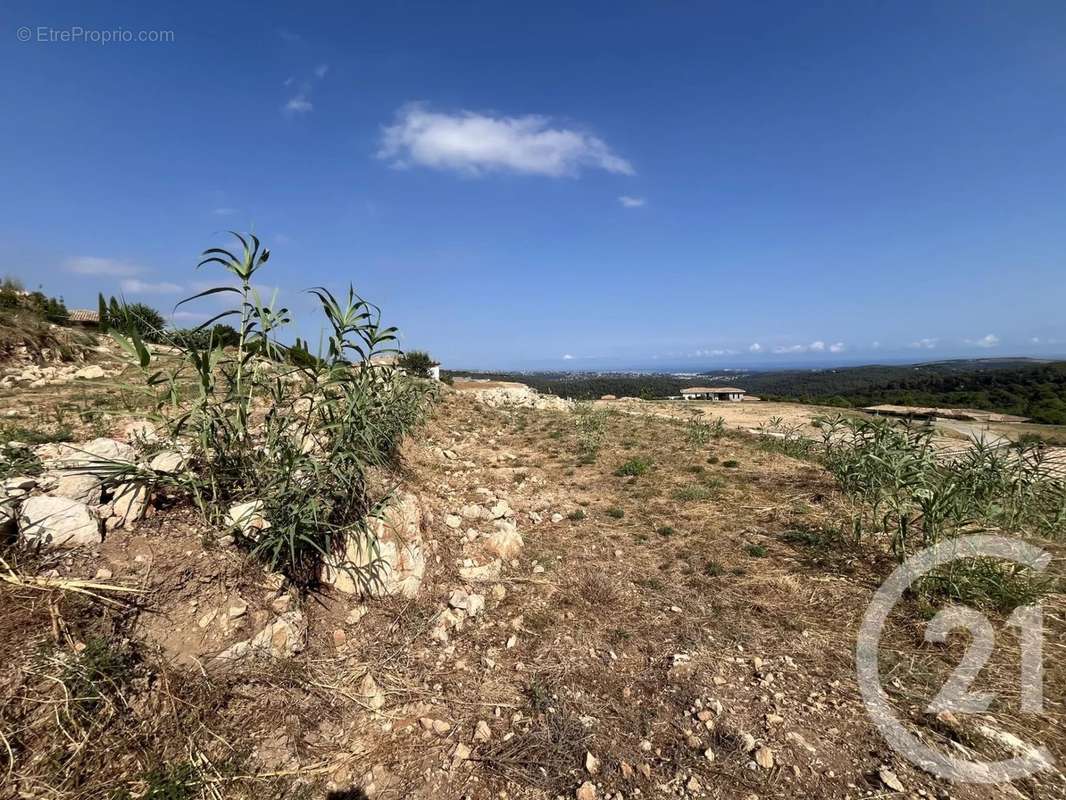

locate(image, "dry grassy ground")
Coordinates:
1 378 1064 799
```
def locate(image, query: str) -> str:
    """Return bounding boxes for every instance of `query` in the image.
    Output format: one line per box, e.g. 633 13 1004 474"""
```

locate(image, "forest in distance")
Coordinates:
445 358 1066 425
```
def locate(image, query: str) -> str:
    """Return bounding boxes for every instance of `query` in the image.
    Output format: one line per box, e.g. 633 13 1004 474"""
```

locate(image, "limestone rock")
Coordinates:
359 672 386 710
225 500 271 537
19 496 101 548
322 492 425 599
576 781 596 800
148 450 185 473
111 482 150 528
74 365 106 380
215 610 306 662
53 473 103 504
486 519 523 559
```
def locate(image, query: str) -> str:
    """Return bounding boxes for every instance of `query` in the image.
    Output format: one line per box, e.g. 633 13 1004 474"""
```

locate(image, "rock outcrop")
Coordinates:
322 492 426 599
18 495 102 548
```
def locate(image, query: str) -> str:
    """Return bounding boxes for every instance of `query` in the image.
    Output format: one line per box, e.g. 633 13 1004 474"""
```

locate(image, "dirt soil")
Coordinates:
1 382 1064 799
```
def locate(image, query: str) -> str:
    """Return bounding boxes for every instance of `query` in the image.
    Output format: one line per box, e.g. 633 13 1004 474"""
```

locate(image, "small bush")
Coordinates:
673 484 717 502
615 457 650 477
567 509 586 521
706 455 719 464
656 525 675 536
704 560 726 576
574 402 609 457
397 349 436 378
605 506 625 519
722 459 740 468
745 544 767 557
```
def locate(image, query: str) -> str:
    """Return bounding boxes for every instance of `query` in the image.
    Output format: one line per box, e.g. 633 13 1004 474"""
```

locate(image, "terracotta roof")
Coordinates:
680 387 745 394
67 309 100 323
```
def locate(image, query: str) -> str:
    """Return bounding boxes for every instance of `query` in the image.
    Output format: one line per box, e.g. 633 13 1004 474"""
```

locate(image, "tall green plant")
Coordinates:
103 232 433 586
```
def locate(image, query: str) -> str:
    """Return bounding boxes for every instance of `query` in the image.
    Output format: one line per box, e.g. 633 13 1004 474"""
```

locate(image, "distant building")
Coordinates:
67 309 100 328
680 386 746 401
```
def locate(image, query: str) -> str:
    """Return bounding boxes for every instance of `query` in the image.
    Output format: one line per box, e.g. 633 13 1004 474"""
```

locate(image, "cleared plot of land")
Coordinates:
2 366 1064 799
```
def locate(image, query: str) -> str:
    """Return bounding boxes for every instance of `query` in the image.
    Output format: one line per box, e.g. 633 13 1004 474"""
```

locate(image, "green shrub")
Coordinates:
605 506 625 519
103 233 433 587
656 525 675 537
745 544 767 557
397 349 436 378
102 299 165 341
567 509 586 521
574 402 609 457
614 457 650 477
673 485 716 502
722 459 740 468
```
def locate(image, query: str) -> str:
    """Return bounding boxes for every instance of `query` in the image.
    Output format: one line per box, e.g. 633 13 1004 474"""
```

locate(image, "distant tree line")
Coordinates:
446 360 1066 425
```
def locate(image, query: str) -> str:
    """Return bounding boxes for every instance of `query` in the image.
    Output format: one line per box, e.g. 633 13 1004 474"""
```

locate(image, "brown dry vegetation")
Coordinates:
1 373 1064 799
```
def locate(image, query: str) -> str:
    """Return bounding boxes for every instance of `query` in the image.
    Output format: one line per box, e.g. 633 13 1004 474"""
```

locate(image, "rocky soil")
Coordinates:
0 368 1063 799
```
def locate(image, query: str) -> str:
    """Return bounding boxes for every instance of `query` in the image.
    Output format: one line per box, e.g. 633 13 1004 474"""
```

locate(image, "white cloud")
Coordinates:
749 343 762 353
619 195 646 208
871 341 881 349
378 104 634 178
967 333 1000 349
909 337 938 349
65 256 142 277
694 348 735 357
562 354 574 360
212 207 237 216
121 278 182 294
315 63 329 79
284 94 313 114
770 340 843 355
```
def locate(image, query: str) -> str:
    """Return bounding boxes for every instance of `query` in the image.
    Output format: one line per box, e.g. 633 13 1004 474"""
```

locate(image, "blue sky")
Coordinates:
2 1 1065 370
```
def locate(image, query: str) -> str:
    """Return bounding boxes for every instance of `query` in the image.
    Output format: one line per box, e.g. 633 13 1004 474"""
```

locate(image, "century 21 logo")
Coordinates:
856 535 1053 783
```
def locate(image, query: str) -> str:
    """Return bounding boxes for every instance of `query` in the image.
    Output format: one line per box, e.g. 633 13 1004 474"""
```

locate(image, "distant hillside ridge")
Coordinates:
445 358 1066 425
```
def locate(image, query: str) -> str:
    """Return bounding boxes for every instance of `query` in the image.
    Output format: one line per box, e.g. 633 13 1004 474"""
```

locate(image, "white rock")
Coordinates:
111 482 150 528
445 514 462 529
322 492 425 599
359 672 386 710
474 720 492 742
53 473 103 504
486 520 524 560
4 476 37 492
74 365 106 380
19 496 101 548
225 500 271 536
148 450 185 473
215 610 306 662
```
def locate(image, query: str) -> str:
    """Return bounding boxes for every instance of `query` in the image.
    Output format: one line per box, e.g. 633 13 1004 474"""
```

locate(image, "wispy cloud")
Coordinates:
65 256 142 277
909 337 939 349
378 104 634 178
770 340 845 355
966 333 1000 349
562 353 575 360
120 278 182 294
749 343 762 353
284 93 313 115
314 63 329 79
212 207 237 216
694 348 735 357
619 195 646 208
